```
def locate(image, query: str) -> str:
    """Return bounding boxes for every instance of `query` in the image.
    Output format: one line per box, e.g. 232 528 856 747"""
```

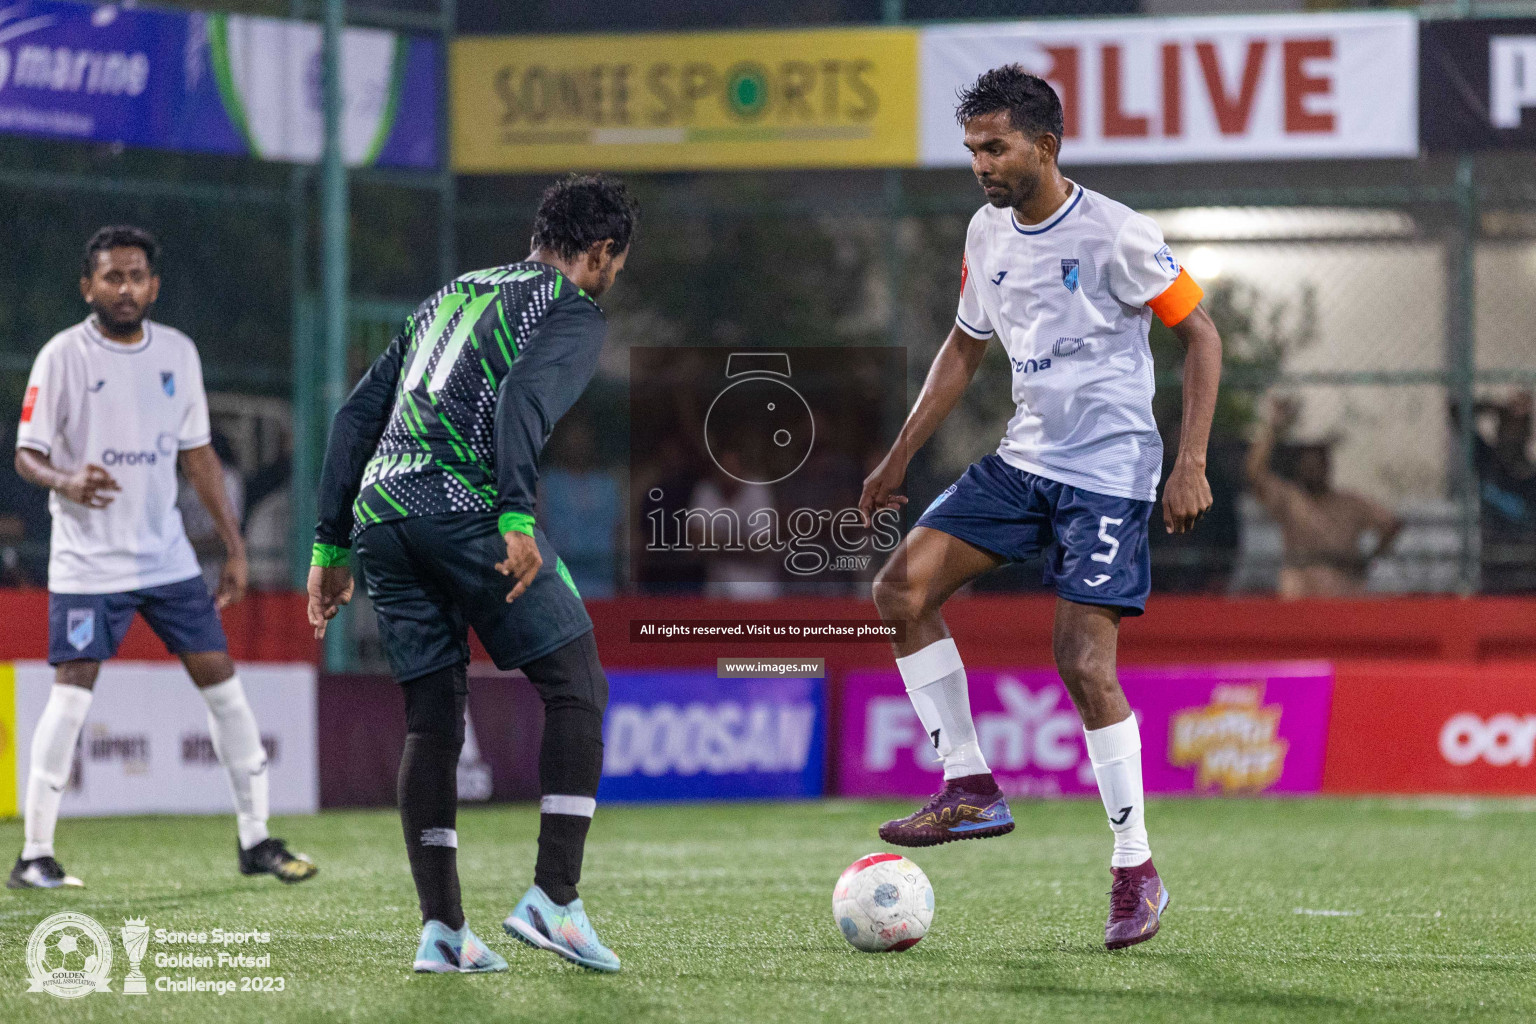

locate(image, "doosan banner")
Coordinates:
599 670 825 802
0 0 439 168
839 663 1333 798
920 13 1418 165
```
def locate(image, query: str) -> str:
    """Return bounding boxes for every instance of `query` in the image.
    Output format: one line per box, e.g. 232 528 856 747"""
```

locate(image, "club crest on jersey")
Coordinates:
1061 259 1080 293
67 609 94 652
1155 245 1180 275
160 371 175 397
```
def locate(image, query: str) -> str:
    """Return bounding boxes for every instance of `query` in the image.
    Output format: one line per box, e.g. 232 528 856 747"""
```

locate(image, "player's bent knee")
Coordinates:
872 576 935 624
1054 645 1116 693
185 651 237 688
523 633 609 717
54 660 101 691
401 664 468 748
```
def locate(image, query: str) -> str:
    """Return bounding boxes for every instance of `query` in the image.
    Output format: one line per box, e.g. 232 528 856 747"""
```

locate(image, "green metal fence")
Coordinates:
4 4 1536 652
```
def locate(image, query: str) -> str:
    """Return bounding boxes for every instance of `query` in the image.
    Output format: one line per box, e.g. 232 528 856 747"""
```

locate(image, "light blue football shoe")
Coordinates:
502 885 620 973
412 919 508 974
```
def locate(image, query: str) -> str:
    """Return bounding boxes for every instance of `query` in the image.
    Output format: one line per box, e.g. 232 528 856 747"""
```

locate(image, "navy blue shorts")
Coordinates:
354 512 593 683
48 575 228 664
916 454 1154 615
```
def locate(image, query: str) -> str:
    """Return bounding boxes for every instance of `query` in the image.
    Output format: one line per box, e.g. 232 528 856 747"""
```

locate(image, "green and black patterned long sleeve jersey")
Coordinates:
313 262 606 550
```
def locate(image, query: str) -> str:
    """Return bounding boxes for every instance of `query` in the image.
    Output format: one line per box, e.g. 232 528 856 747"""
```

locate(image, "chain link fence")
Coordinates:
5 4 1536 605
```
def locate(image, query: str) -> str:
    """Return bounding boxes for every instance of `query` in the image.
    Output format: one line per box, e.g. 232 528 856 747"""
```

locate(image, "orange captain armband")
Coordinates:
1147 269 1204 327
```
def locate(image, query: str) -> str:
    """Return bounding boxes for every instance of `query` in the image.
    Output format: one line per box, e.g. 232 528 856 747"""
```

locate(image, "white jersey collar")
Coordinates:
84 316 153 354
1010 181 1084 237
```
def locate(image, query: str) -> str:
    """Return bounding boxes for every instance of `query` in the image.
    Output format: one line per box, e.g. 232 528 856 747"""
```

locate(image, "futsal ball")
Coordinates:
832 853 934 952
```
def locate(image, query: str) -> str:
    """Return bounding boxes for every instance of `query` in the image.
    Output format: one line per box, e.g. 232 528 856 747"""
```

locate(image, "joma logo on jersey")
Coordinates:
1009 356 1053 375
361 452 431 487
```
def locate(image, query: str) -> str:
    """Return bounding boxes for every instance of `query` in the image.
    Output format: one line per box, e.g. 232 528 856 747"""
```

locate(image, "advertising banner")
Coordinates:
318 669 546 808
10 661 317 817
1421 19 1536 151
920 13 1417 166
0 0 439 168
451 28 918 172
0 663 15 818
599 670 825 801
1323 663 1536 795
839 662 1333 798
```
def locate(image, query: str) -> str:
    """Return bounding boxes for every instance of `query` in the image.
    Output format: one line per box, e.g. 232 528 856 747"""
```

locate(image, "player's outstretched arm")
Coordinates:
15 448 120 507
180 444 248 607
1164 303 1222 534
859 324 989 525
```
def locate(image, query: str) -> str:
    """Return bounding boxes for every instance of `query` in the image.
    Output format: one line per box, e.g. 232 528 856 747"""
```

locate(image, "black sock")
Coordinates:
523 634 608 907
535 813 591 906
399 665 468 930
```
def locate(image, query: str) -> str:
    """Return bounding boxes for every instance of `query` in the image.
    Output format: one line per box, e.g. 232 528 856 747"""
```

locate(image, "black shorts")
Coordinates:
353 512 593 683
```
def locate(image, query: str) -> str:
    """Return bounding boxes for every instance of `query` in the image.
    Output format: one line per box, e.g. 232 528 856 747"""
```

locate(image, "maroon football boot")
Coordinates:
877 773 1015 848
1105 858 1169 950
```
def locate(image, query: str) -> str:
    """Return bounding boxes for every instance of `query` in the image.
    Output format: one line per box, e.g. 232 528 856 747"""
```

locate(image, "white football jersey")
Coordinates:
16 318 211 593
955 183 1203 502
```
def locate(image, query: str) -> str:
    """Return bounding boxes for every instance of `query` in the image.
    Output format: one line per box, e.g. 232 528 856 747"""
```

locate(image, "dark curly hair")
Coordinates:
531 174 639 260
954 64 1064 142
82 225 160 278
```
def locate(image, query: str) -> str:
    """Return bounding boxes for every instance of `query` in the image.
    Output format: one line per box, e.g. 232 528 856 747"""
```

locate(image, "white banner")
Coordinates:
13 662 317 818
920 13 1417 166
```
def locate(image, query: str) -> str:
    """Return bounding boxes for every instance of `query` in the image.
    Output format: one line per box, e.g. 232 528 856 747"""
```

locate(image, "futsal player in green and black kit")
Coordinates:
306 175 636 974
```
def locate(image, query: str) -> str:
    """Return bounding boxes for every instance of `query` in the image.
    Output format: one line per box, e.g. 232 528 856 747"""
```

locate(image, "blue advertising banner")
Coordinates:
599 671 826 802
0 0 438 169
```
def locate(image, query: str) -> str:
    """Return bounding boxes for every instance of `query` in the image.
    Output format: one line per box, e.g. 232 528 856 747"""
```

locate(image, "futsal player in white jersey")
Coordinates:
9 226 317 889
859 68 1222 949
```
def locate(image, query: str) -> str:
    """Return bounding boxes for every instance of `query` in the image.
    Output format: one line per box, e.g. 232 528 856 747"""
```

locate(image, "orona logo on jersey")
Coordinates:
1438 712 1536 767
101 449 159 467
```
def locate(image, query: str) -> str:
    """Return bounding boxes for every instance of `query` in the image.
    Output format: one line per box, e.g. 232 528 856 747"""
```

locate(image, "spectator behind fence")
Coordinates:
177 431 244 593
1463 392 1536 592
0 422 51 585
688 450 781 600
537 417 620 598
1245 397 1401 598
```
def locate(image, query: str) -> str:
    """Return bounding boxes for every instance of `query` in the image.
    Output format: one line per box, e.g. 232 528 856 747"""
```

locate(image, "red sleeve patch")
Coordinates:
20 385 38 423
960 253 970 297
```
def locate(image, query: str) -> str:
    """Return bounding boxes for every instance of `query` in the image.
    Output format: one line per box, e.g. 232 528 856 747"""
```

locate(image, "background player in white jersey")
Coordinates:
9 226 318 889
859 67 1222 949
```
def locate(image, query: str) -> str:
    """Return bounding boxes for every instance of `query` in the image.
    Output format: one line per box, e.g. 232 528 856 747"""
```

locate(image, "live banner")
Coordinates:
919 13 1418 166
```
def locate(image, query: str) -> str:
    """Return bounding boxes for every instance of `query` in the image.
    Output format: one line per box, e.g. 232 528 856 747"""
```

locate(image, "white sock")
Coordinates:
201 675 270 850
22 684 94 861
895 638 990 781
1083 714 1151 868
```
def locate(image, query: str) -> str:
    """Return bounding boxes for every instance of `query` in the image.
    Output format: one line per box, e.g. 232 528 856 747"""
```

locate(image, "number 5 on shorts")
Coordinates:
1090 516 1124 564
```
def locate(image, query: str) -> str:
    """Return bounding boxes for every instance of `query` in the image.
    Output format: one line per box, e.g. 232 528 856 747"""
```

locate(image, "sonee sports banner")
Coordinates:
451 27 919 172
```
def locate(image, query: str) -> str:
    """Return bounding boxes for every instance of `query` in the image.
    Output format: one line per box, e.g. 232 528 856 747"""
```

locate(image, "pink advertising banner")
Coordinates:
838 662 1334 798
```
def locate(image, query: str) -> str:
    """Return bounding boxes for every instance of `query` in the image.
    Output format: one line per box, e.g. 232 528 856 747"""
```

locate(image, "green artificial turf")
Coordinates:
1 798 1532 1023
